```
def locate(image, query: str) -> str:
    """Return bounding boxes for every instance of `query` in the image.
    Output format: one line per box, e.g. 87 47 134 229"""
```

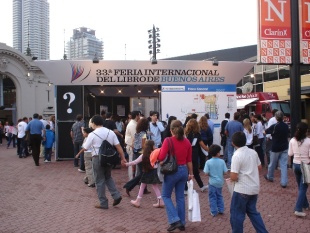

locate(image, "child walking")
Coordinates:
44 124 55 162
126 140 164 208
75 128 95 187
203 144 228 216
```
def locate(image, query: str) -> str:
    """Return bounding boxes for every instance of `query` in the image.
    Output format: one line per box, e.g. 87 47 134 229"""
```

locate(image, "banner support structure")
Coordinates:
290 0 301 136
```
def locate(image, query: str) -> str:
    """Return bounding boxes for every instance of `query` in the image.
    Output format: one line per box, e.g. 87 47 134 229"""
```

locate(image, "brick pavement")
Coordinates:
0 143 309 233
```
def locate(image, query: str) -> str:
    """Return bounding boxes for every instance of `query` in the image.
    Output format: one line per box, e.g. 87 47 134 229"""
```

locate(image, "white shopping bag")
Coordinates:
226 178 234 197
187 180 194 210
188 190 201 222
187 180 201 222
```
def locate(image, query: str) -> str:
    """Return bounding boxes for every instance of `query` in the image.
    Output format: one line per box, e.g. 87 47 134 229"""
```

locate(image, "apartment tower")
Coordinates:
13 0 50 60
67 27 104 60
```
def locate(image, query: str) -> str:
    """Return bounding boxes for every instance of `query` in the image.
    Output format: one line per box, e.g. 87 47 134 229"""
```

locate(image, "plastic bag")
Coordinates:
187 180 201 222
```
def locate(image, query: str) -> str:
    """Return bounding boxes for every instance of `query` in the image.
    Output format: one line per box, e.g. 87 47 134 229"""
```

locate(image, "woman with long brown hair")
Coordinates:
185 119 209 192
288 122 310 217
199 116 213 165
158 120 193 232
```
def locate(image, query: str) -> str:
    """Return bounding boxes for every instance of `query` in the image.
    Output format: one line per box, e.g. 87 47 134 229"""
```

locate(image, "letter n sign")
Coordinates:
300 0 310 63
258 0 292 64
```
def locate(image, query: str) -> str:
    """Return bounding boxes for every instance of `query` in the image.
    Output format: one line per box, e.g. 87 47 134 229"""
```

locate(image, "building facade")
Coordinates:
67 27 103 60
13 0 50 60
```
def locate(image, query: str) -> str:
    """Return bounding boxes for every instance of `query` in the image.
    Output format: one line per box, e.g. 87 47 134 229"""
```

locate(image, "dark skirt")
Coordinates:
140 169 161 184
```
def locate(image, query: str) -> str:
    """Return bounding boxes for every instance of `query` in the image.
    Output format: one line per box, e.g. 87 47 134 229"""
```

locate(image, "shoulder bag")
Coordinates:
298 144 310 184
160 137 178 175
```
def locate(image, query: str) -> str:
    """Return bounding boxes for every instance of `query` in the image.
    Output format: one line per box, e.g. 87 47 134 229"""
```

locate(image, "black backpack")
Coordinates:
93 131 120 167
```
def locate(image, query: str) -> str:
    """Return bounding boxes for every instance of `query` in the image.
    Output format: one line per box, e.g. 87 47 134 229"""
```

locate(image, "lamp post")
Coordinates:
148 25 160 64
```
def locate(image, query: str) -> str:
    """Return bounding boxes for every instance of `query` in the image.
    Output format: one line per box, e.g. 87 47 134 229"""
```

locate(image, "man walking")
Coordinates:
124 111 140 179
26 113 45 166
71 114 85 171
230 131 268 233
225 112 244 169
264 111 289 188
83 115 127 209
17 117 29 158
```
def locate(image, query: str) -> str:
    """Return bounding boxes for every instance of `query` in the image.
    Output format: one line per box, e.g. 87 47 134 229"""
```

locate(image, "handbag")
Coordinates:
301 162 310 184
160 137 178 175
298 146 310 184
252 125 259 146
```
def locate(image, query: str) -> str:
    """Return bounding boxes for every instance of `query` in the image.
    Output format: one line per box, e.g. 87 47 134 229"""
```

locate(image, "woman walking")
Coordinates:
288 122 310 217
185 119 209 192
158 120 193 232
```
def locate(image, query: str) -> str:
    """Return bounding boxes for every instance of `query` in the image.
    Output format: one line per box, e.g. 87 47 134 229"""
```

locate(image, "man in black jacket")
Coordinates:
264 111 289 188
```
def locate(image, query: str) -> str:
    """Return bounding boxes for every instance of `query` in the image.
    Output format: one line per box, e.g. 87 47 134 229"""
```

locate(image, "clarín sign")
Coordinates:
35 60 254 86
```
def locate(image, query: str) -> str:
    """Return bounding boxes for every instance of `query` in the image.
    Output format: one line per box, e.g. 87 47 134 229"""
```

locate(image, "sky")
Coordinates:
0 0 258 61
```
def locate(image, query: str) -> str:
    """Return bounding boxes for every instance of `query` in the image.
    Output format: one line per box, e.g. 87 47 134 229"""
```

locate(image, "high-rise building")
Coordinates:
67 27 104 60
13 0 50 60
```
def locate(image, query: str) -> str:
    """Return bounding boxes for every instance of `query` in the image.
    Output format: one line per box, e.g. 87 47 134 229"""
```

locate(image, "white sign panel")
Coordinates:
161 84 236 146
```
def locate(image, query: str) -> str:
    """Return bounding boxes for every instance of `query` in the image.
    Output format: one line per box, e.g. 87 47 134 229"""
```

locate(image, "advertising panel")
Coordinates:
258 0 292 64
161 84 236 146
300 0 310 63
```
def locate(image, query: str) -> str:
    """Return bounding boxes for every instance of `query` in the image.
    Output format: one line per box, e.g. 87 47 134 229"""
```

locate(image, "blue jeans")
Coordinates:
92 156 121 208
226 139 234 168
45 147 52 161
230 192 268 233
267 149 288 186
208 185 224 215
293 163 309 212
162 165 188 225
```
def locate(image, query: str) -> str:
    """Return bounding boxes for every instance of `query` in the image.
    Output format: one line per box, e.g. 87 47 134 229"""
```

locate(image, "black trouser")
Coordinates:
30 134 42 165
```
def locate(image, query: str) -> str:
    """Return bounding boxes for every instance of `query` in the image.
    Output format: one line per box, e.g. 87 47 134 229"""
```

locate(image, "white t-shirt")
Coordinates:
231 146 261 195
243 128 253 146
288 137 310 164
83 127 120 157
17 121 28 138
125 119 137 146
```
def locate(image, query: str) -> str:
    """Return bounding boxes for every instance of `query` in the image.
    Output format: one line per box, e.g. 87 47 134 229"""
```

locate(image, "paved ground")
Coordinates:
0 143 309 233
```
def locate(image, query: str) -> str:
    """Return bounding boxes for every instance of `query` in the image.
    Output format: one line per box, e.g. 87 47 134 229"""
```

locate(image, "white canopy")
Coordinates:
237 98 258 109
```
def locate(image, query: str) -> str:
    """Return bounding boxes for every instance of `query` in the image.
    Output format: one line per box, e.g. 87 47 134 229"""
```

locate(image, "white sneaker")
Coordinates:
200 185 209 192
294 211 306 217
44 159 48 163
78 169 85 173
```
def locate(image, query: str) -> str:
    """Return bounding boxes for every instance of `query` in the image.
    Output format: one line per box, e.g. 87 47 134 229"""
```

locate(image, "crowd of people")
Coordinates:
0 114 55 165
1 108 309 232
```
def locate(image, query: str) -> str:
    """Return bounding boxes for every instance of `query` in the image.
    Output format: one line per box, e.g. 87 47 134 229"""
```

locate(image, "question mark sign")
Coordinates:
63 92 76 114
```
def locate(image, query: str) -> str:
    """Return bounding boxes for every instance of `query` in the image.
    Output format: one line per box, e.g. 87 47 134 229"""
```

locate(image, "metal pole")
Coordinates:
289 0 301 136
153 25 156 61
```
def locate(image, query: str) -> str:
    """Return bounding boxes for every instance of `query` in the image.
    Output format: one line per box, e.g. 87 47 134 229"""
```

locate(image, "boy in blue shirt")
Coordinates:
44 124 55 162
204 144 228 216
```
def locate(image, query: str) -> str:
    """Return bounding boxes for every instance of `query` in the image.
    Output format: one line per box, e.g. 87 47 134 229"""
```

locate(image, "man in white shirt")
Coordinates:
230 131 268 233
83 115 126 209
265 109 278 166
17 117 29 158
124 111 140 180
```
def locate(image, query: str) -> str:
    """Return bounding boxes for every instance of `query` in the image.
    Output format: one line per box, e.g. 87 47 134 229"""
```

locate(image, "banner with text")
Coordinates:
258 0 292 64
35 60 254 86
300 0 310 63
